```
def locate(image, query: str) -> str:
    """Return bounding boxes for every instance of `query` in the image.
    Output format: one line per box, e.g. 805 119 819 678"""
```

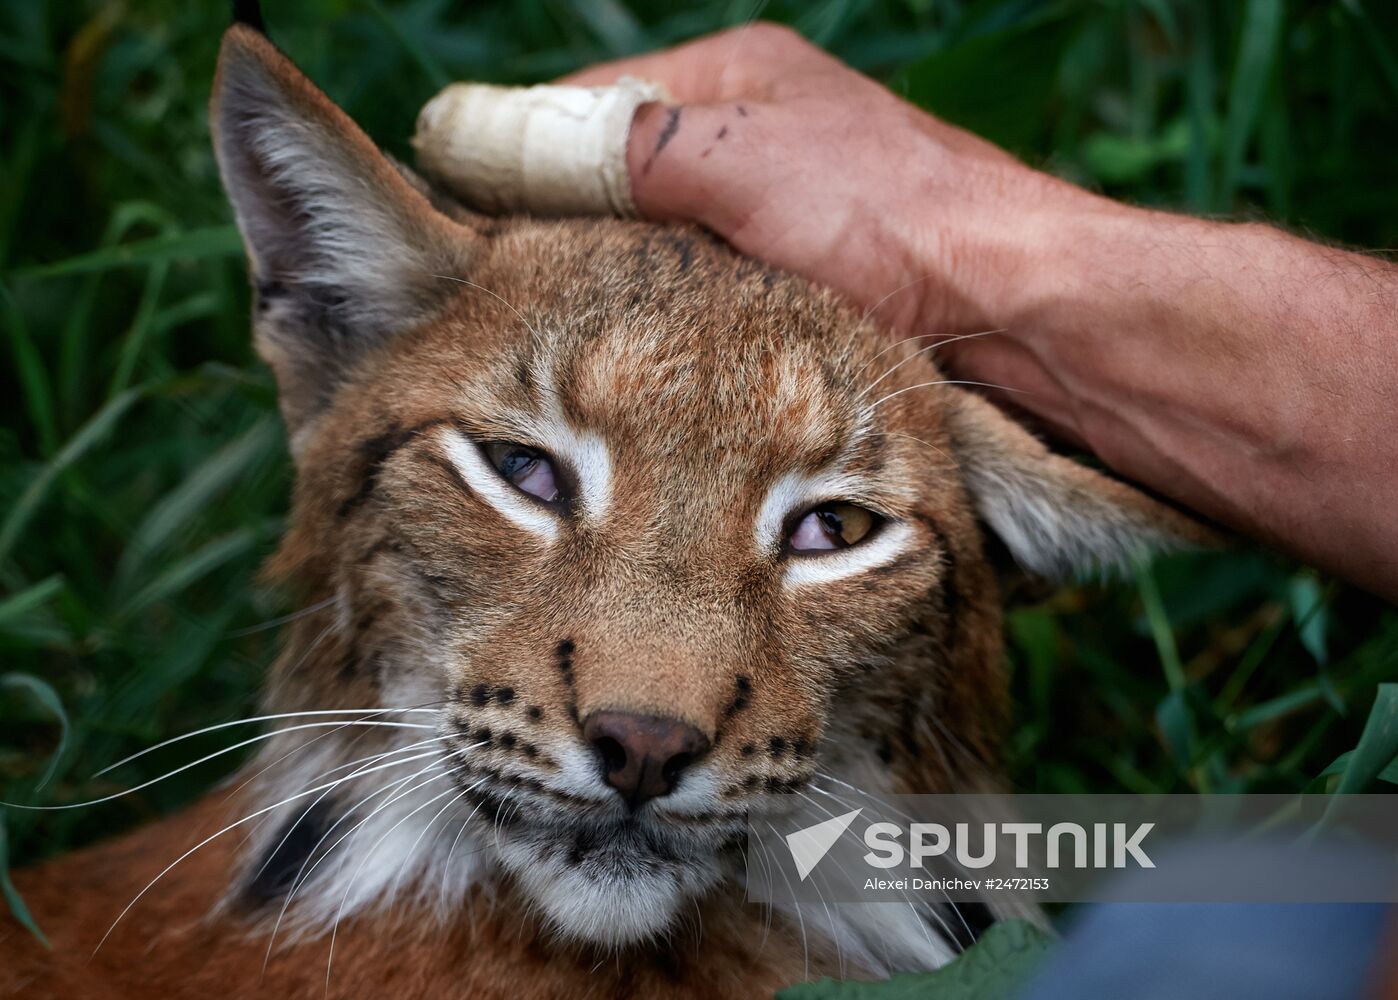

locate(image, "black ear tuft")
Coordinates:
232 0 266 32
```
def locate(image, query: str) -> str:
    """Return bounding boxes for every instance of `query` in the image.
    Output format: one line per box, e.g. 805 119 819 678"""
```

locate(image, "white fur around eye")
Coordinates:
754 470 867 556
540 427 611 519
439 427 559 541
784 521 916 586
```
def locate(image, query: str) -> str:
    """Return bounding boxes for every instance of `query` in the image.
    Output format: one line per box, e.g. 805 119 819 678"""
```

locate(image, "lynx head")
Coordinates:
211 26 1204 953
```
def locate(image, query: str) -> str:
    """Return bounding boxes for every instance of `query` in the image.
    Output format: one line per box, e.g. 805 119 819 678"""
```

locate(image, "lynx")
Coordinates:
1 25 1205 999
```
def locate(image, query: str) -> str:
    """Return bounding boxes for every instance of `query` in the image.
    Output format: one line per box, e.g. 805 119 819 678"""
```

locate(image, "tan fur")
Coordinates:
1 26 1204 998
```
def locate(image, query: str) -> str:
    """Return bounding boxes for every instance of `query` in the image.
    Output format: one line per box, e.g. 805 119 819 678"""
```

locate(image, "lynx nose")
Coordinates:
582 711 711 809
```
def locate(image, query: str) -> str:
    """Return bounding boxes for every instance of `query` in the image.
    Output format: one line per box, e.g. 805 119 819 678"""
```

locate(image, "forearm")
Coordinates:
576 25 1398 595
954 195 1398 596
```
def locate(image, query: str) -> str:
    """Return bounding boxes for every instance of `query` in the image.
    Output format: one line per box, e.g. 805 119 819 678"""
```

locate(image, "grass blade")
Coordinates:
0 818 48 948
0 576 65 629
1219 0 1284 206
0 672 70 791
1333 683 1398 794
115 416 281 586
9 226 243 281
0 282 58 455
0 385 147 567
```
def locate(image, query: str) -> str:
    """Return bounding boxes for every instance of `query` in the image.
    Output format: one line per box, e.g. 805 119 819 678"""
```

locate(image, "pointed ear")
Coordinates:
211 26 475 438
945 390 1218 578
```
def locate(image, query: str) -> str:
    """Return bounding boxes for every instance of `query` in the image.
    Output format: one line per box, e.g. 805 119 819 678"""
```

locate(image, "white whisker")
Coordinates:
764 821 809 982
3 720 435 813
95 750 445 955
262 755 460 971
226 596 340 637
866 379 1026 413
247 736 454 889
325 780 461 994
431 274 544 343
92 707 442 779
860 329 1006 397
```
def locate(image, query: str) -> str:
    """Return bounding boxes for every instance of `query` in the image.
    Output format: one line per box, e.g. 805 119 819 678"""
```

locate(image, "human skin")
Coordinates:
564 24 1398 602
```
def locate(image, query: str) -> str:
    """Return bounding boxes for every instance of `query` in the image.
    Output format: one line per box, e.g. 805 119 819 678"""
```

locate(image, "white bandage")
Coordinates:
412 77 668 219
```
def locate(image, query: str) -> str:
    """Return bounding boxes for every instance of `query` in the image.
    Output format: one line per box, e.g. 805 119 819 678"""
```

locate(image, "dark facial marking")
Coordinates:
244 800 335 904
722 675 752 720
336 418 449 519
914 512 959 640
555 640 578 718
420 452 472 500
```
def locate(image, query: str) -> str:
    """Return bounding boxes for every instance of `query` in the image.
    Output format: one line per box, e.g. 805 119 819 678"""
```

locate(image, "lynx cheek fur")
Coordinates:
1 26 1208 1000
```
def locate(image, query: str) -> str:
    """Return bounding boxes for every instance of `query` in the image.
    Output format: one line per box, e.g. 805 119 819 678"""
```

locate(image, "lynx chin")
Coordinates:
2 24 1209 1000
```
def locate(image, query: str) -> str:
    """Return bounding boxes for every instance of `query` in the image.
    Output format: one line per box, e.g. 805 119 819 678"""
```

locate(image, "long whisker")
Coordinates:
246 735 454 889
431 274 545 344
748 833 776 952
866 379 1026 413
324 780 461 995
763 821 809 982
440 793 492 899
803 783 954 955
226 596 340 637
808 776 976 948
884 429 953 463
786 794 846 978
3 721 434 813
388 781 478 899
93 707 443 779
94 750 445 955
855 274 937 330
856 332 928 377
859 328 1007 397
262 754 464 972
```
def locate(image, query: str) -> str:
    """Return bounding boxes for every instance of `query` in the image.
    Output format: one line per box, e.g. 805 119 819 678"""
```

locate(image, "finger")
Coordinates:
623 98 772 238
559 23 825 101
560 46 723 101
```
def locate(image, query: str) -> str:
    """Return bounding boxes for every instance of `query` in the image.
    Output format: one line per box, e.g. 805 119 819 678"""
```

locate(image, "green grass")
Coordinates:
1 0 1396 924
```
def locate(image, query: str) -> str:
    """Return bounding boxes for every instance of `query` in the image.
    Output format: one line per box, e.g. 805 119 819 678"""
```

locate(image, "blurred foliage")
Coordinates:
1 0 1396 896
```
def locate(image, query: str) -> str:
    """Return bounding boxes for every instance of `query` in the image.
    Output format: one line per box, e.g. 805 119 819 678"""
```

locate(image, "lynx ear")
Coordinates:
945 390 1216 578
211 26 475 437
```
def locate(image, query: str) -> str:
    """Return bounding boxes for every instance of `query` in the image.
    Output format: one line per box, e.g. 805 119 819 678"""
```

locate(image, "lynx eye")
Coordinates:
788 502 880 552
483 442 560 502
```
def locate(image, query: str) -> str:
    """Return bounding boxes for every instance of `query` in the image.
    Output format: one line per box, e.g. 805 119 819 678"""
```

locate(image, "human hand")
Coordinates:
563 23 1103 343
567 24 1398 599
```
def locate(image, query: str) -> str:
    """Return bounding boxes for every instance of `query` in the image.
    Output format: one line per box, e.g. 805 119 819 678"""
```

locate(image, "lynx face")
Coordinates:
213 28 1201 958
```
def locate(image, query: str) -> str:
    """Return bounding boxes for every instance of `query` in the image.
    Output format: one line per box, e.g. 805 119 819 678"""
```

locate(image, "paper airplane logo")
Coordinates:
785 809 861 881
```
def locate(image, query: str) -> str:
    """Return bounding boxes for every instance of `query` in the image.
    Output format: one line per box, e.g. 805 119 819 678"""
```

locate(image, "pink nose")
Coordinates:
582 711 711 808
